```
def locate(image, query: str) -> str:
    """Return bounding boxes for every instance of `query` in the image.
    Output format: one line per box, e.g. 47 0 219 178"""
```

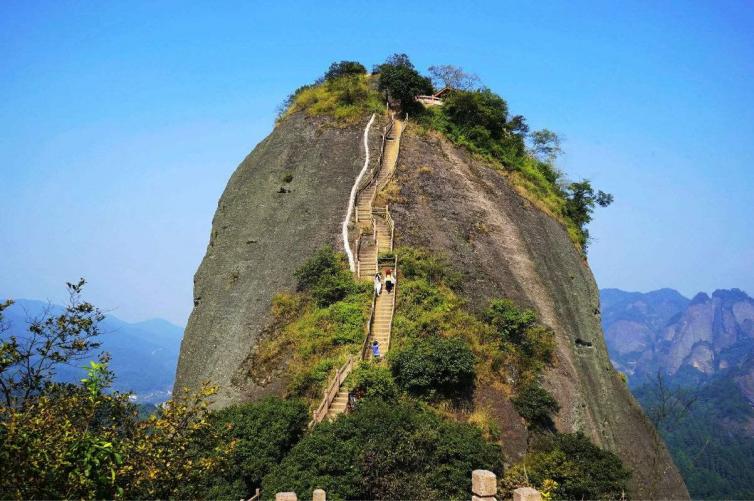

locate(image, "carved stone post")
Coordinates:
472 469 497 501
275 492 297 501
513 487 542 501
312 488 326 501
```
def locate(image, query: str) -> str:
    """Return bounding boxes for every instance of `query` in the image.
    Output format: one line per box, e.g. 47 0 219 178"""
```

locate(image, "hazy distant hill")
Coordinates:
601 287 754 387
2 299 183 403
601 288 754 499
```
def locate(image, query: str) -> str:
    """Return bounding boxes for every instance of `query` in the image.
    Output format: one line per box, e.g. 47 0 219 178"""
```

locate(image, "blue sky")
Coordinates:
1 1 752 325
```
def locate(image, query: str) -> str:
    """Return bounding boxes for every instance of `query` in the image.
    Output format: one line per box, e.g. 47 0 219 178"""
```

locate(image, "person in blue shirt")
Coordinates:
371 340 381 359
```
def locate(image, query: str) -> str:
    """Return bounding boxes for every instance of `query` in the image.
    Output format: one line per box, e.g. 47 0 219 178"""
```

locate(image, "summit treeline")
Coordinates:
279 54 613 252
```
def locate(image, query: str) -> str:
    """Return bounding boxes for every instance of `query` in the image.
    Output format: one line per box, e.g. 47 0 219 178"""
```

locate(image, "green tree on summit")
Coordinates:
376 53 433 113
323 60 366 81
564 180 614 249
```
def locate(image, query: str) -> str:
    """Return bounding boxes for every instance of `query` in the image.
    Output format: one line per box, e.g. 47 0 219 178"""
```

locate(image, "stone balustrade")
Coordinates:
270 469 543 501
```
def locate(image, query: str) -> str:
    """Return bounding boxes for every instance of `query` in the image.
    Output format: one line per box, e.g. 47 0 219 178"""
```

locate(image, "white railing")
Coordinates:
311 112 404 427
343 114 376 272
354 115 395 223
416 95 443 106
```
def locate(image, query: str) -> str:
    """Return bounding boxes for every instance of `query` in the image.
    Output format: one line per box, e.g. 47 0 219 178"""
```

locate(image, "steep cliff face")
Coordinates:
390 130 688 499
176 111 687 498
175 112 382 407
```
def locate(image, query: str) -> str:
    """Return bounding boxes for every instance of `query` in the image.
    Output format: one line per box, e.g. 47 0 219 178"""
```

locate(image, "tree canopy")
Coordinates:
376 53 433 113
427 64 480 90
262 399 502 500
323 60 366 81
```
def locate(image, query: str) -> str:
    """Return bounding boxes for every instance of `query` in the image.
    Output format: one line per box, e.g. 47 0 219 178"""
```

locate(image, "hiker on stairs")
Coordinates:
374 272 382 295
385 269 396 294
371 340 381 359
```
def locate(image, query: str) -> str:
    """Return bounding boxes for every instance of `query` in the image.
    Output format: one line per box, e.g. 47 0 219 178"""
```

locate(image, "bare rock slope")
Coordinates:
391 130 688 499
176 112 687 498
175 112 381 407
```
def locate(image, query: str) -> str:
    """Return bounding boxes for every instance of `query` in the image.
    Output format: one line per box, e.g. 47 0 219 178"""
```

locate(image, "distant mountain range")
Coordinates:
601 288 754 499
2 299 183 403
601 287 754 389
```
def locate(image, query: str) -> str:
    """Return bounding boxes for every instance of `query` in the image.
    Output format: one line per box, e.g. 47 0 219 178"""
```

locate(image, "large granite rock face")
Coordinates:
391 130 689 499
177 111 689 497
175 112 381 407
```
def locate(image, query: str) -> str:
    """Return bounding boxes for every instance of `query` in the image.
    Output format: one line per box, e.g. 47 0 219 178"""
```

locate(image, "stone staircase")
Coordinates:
321 117 404 422
326 389 349 418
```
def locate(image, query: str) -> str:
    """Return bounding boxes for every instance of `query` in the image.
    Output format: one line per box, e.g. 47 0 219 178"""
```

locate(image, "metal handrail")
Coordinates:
355 116 394 208
360 291 378 360
375 253 398 352
385 205 395 250
374 114 406 194
310 113 403 427
388 253 398 351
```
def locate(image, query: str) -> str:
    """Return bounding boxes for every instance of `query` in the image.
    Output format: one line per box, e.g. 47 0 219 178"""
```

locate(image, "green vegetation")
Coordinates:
277 55 611 251
392 247 626 497
0 279 104 407
294 245 361 307
415 87 611 251
0 283 231 498
503 432 631 500
563 180 615 248
390 335 476 401
0 249 634 499
323 60 366 81
207 398 309 498
0 362 230 499
375 53 433 114
251 246 371 401
279 73 383 124
634 376 754 499
484 299 555 385
261 399 502 500
393 246 556 396
348 363 399 402
511 383 560 431
366 51 612 252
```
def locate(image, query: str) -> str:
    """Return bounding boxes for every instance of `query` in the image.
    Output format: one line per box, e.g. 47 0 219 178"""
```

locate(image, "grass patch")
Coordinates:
279 74 384 125
391 247 556 406
250 247 371 405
